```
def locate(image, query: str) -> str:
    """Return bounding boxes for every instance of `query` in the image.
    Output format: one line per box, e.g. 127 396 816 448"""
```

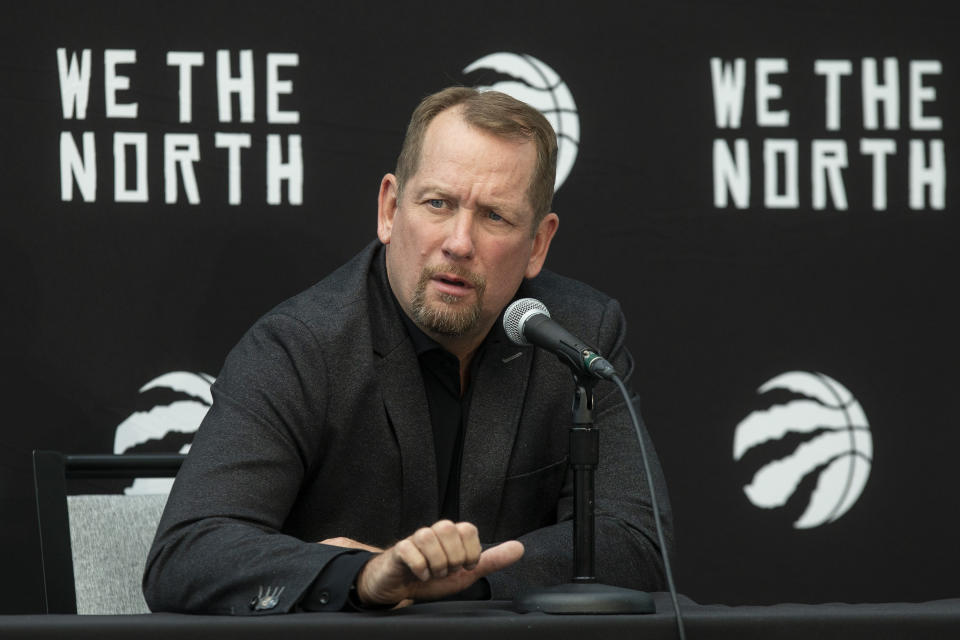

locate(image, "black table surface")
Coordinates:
2 594 958 640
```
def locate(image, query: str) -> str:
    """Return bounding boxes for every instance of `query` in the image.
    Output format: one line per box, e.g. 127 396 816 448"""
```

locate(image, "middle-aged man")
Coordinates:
143 87 672 614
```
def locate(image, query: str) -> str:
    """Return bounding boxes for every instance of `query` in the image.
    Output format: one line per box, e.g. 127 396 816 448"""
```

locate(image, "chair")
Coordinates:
32 451 185 614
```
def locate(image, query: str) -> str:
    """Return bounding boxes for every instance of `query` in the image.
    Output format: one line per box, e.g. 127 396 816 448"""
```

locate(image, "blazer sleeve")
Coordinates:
142 311 355 615
485 297 674 598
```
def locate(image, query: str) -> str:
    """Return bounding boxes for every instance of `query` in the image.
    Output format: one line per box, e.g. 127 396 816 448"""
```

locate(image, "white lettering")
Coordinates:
763 139 798 208
167 51 204 123
860 139 896 210
811 140 848 210
713 139 750 208
114 132 148 202
266 53 300 124
56 48 91 119
814 59 852 131
217 49 254 123
909 60 942 131
164 134 201 204
756 58 789 127
60 131 96 201
862 57 899 130
266 134 302 205
104 49 138 119
710 58 746 128
909 139 945 209
215 132 252 205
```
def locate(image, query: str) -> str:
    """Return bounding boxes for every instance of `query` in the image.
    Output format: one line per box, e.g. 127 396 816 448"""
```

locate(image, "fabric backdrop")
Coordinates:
1 0 957 613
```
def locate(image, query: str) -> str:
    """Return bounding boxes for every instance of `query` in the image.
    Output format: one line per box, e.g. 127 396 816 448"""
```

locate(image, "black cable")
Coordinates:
612 374 686 640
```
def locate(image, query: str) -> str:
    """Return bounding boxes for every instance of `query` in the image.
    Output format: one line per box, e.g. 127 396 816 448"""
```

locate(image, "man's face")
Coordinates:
378 107 558 347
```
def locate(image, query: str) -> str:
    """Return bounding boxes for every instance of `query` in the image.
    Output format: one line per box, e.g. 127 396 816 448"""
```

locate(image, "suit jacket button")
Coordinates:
319 591 330 605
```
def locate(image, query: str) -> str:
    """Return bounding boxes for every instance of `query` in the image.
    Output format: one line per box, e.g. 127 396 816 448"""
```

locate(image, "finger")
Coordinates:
412 526 451 579
401 541 524 604
453 522 481 570
433 520 467 571
394 538 431 582
471 541 525 578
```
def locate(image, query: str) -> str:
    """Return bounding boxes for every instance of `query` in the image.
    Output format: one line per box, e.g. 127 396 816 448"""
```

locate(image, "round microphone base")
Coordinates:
514 582 655 615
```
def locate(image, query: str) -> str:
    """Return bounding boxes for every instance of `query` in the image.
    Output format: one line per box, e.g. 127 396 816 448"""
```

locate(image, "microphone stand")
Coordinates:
514 374 655 614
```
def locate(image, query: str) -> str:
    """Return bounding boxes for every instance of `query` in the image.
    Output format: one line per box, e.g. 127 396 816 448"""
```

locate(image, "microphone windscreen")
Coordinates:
503 298 549 346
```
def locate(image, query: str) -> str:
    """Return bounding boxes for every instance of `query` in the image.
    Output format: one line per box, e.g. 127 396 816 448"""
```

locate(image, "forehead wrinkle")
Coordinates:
413 110 537 216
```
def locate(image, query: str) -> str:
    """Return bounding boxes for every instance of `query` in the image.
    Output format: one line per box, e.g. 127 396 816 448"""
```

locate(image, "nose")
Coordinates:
441 210 475 261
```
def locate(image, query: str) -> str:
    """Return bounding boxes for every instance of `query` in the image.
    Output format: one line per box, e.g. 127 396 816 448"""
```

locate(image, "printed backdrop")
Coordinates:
2 1 958 613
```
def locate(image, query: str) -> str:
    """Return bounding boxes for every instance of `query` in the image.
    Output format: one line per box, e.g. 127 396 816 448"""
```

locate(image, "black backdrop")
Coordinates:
2 1 958 614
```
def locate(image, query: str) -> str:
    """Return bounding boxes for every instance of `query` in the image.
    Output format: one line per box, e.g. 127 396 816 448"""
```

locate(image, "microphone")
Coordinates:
502 298 617 380
504 299 685 635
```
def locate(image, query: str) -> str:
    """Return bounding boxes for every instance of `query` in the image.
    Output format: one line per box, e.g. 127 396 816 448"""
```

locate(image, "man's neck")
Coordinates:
427 327 490 396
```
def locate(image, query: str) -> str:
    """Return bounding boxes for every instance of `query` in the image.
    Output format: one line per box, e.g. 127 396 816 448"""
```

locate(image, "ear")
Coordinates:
524 212 559 279
377 174 399 244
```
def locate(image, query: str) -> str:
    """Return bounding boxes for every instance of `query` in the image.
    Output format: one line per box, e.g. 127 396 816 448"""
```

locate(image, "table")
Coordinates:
2 594 958 639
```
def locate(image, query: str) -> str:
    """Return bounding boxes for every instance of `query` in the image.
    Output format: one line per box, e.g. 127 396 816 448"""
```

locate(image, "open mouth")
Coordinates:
418 264 485 302
435 274 471 288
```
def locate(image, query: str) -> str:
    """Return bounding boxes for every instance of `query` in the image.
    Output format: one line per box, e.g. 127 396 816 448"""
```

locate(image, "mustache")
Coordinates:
418 263 486 292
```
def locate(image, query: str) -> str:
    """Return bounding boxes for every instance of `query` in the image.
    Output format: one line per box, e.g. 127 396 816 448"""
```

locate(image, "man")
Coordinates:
143 87 672 614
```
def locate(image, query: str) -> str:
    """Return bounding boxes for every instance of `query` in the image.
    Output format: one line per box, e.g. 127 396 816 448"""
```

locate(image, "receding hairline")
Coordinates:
394 87 558 224
400 103 538 181
406 107 541 222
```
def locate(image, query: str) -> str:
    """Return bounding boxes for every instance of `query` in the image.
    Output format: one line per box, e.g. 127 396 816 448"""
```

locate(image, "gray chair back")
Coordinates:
32 451 185 614
67 494 168 614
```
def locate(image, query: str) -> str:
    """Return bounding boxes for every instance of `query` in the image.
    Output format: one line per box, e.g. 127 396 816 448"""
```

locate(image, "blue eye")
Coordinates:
428 199 445 208
488 211 503 222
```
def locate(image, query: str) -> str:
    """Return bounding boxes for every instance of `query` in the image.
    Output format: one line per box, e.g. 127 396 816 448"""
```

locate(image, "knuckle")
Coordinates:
413 527 436 545
396 541 426 568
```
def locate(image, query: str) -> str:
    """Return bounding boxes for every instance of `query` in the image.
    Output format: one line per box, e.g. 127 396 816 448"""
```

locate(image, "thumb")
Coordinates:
472 541 524 577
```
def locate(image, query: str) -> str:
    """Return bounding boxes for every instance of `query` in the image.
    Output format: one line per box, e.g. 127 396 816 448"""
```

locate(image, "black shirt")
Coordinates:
399 308 486 523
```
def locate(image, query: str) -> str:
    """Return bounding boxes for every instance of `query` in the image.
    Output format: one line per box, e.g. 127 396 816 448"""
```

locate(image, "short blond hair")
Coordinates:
395 87 557 224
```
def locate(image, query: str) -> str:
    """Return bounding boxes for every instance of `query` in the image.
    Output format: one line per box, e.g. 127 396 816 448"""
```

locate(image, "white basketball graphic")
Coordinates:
114 371 215 494
463 53 579 191
733 371 872 529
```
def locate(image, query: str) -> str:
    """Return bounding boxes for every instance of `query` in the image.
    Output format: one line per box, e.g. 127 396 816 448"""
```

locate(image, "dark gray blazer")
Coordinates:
143 240 672 614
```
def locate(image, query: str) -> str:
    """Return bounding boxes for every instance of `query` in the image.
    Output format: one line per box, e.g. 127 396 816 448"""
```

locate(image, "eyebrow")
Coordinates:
413 184 516 213
412 184 455 201
413 184 449 198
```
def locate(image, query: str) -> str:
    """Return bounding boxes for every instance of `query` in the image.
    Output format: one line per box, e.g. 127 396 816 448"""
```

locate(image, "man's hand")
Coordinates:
355 520 524 607
319 537 383 553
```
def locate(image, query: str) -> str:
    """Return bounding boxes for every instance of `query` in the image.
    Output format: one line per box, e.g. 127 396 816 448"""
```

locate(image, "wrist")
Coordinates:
355 554 396 608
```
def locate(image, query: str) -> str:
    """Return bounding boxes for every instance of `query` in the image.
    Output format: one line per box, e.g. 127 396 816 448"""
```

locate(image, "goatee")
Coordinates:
411 264 486 336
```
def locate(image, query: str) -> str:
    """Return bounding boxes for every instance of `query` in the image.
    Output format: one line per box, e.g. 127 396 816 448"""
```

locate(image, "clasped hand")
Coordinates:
321 520 524 607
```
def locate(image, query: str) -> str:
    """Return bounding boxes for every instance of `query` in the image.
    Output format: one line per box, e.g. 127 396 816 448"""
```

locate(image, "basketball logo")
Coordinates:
733 371 872 529
114 371 215 494
463 52 579 191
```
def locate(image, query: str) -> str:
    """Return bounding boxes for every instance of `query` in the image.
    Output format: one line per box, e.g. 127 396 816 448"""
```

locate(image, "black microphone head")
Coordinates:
503 298 549 346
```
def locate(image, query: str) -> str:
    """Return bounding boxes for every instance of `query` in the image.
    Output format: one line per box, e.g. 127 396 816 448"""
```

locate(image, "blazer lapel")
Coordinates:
368 246 439 536
459 338 533 540
377 342 439 536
